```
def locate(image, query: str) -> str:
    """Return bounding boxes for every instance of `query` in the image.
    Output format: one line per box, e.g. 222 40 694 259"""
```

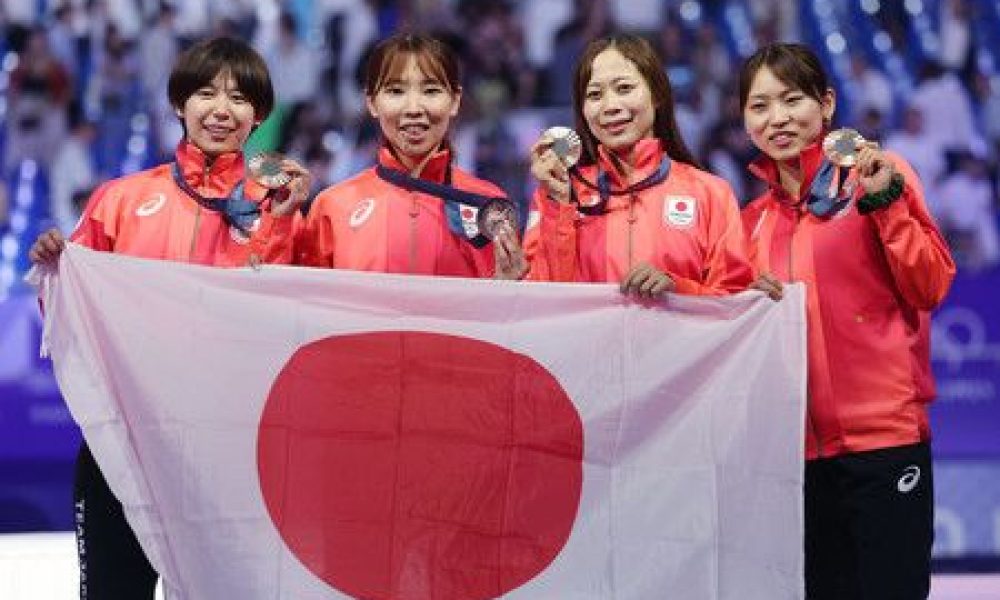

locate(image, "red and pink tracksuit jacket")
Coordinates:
742 141 955 459
297 147 501 277
526 138 752 295
70 141 299 266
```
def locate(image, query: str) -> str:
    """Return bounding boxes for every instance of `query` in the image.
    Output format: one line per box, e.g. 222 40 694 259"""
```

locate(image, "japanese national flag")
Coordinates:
39 243 807 600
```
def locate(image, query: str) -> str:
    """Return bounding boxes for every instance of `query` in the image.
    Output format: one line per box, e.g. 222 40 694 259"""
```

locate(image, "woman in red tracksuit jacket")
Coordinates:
525 34 752 296
739 43 955 599
297 33 524 280
29 37 310 599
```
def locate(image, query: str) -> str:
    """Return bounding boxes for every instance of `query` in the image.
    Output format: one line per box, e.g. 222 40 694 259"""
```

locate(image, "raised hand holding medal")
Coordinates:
530 127 581 203
822 127 896 196
248 152 312 216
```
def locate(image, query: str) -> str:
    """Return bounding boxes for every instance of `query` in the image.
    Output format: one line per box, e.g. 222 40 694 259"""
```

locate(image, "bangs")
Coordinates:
372 50 456 93
767 55 825 100
740 44 828 108
364 33 462 96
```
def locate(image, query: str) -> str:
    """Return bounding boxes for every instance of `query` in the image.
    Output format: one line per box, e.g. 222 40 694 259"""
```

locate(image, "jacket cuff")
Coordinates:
865 187 911 230
858 174 904 215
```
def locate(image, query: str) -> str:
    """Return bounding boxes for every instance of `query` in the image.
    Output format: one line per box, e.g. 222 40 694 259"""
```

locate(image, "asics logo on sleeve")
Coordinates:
897 465 921 493
349 198 376 229
136 194 167 217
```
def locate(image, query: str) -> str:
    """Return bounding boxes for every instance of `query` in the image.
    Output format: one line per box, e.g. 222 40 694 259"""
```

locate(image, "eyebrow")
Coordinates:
749 88 800 100
587 76 636 88
381 77 445 86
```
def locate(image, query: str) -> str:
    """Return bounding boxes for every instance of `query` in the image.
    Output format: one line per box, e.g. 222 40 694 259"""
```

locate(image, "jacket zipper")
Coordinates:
408 193 419 274
626 193 638 270
790 206 824 458
187 162 211 261
188 206 202 261
787 209 797 281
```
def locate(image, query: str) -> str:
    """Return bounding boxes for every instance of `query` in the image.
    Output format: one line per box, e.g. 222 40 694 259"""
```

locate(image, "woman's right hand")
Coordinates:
752 273 784 301
493 226 528 281
269 158 313 217
529 134 572 203
29 228 66 266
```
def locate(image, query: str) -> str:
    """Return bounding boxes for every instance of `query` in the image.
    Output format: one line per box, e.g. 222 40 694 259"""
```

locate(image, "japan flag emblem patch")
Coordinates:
664 195 696 229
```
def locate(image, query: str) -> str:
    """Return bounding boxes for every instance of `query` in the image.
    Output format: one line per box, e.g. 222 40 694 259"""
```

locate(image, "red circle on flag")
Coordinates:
461 207 475 219
675 201 688 212
257 331 584 600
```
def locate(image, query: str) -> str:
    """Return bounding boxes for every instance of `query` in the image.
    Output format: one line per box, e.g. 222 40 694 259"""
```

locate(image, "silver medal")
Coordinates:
248 152 292 189
477 199 518 240
543 126 583 167
822 128 867 167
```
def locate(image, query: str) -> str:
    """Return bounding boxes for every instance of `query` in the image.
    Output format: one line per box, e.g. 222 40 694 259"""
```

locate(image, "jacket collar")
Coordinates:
595 137 665 187
748 139 826 203
377 145 451 184
174 140 248 198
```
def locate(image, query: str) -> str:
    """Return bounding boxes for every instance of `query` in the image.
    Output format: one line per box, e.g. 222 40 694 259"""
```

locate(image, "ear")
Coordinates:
448 86 463 119
365 95 378 120
821 88 836 126
175 107 184 120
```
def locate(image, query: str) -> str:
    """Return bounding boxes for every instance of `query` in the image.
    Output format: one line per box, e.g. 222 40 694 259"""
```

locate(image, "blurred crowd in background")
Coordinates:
2 0 1000 290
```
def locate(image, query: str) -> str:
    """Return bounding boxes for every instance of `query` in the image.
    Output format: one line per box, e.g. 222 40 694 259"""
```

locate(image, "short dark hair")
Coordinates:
739 43 829 110
168 37 274 120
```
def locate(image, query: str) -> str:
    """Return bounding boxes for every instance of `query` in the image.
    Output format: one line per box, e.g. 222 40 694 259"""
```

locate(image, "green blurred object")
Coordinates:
243 104 288 157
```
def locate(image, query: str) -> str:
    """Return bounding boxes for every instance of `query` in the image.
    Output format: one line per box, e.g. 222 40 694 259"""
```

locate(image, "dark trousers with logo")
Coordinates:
805 442 934 600
74 442 159 599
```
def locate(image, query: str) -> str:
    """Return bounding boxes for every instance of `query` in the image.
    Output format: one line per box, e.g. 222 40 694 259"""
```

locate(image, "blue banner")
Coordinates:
0 293 80 461
930 269 1000 459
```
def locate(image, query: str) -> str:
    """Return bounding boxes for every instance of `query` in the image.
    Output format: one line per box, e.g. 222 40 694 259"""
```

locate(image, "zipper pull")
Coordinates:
628 193 639 224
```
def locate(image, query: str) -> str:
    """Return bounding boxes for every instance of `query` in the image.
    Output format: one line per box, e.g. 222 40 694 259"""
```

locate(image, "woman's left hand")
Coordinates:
270 158 313 217
621 262 675 299
494 226 528 280
856 143 896 195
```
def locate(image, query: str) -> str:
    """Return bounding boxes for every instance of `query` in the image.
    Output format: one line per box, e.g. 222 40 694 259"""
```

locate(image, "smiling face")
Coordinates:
581 48 656 155
366 54 461 170
176 69 256 157
742 66 835 164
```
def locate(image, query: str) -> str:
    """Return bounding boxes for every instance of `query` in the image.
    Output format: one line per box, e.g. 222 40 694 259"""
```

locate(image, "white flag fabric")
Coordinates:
41 243 807 600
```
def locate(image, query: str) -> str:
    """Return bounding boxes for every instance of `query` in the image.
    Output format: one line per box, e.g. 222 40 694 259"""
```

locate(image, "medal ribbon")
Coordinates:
569 157 671 215
375 164 525 248
170 162 261 235
806 159 854 218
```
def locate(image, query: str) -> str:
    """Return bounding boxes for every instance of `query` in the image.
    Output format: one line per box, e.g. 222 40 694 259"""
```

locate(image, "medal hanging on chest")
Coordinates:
374 164 525 248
